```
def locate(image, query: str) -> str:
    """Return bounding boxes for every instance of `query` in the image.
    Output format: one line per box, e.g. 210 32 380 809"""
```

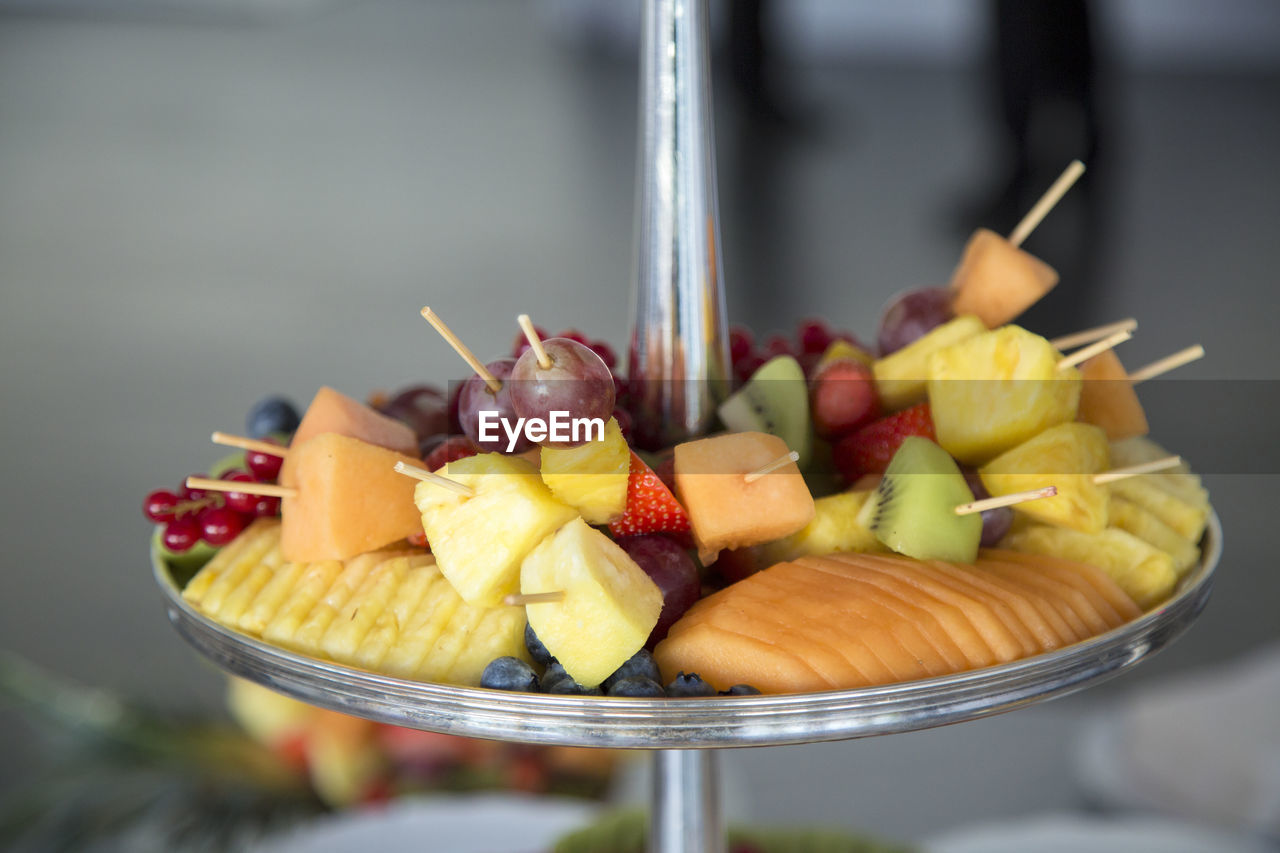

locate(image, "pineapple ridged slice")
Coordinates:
182 519 281 606
1003 525 1175 609
540 416 630 524
1108 437 1210 508
980 422 1111 533
286 551 393 656
379 571 459 678
1110 497 1200 578
1109 477 1208 542
445 605 529 686
351 558 436 670
758 489 883 564
261 559 344 647
237 560 306 635
418 603 488 683
321 555 414 661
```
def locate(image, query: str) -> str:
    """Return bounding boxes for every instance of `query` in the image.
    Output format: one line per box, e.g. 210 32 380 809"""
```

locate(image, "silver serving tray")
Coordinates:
154 513 1220 750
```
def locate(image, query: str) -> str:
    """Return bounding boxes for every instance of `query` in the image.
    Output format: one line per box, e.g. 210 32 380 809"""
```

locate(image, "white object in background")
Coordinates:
926 814 1275 853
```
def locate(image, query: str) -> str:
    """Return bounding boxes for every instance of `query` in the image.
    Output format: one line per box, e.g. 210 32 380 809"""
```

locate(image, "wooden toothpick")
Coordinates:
1057 329 1132 371
1092 456 1182 485
420 306 502 393
1008 160 1087 248
1127 344 1205 385
517 313 552 369
955 486 1058 516
1050 318 1138 352
503 591 566 606
211 432 289 457
393 461 474 497
744 451 800 484
184 476 296 499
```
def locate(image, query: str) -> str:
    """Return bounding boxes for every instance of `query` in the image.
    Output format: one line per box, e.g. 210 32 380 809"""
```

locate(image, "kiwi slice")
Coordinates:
717 355 812 466
856 436 982 563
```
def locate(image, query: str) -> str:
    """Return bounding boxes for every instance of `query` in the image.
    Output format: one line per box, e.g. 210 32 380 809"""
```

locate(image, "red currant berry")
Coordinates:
218 472 258 514
251 495 282 518
797 318 832 354
728 325 755 362
199 506 248 546
162 518 201 552
762 334 792 358
588 340 617 370
246 440 285 482
555 328 589 345
143 490 180 523
181 475 209 501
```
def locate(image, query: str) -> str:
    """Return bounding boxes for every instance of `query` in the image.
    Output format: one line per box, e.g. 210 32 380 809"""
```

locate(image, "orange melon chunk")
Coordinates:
291 386 419 455
950 228 1059 327
926 560 1065 652
1078 349 1150 441
279 433 425 563
658 619 832 694
982 554 1107 636
959 561 1080 646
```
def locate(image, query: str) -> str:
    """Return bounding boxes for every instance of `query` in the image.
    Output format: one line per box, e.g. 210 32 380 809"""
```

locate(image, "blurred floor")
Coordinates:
1 0 1277 843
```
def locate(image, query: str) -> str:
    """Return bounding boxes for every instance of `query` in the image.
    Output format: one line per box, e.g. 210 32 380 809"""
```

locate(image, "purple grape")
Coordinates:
961 467 1014 547
876 287 955 356
456 358 532 454
616 535 701 647
378 385 449 440
508 338 615 448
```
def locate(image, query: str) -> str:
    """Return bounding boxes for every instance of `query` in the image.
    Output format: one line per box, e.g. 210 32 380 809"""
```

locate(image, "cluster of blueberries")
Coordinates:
481 625 760 698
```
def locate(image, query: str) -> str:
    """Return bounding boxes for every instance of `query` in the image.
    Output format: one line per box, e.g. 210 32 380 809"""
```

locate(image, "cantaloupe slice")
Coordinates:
980 554 1100 637
291 386 419 455
279 433 425 564
927 560 1065 651
958 561 1080 645
656 620 832 694
1078 349 1150 441
993 548 1143 620
904 559 1040 657
673 431 815 564
950 228 1059 328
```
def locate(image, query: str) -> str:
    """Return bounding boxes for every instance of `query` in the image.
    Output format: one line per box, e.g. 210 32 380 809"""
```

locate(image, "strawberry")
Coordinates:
609 452 691 538
833 402 935 483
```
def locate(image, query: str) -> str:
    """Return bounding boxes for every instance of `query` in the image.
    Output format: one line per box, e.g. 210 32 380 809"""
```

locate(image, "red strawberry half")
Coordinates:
609 452 691 538
833 402 935 484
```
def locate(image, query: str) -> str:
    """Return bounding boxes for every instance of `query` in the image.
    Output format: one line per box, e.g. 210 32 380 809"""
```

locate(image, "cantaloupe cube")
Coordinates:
279 433 425 563
873 315 986 411
1077 349 1149 440
980 422 1111 533
950 228 1059 327
927 325 1081 464
415 453 579 606
291 386 418 455
674 432 816 564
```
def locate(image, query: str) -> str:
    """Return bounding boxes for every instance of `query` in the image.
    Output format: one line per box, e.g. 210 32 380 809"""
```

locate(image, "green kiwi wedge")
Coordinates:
717 355 813 466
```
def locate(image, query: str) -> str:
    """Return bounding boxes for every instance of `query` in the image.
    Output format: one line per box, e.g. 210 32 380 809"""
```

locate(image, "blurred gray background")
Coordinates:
1 0 1278 846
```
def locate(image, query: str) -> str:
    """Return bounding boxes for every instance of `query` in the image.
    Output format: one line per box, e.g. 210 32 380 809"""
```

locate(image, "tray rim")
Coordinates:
154 512 1221 749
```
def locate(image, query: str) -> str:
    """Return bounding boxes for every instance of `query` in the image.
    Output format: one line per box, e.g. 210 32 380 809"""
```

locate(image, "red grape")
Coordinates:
728 325 755 362
615 535 701 647
143 490 180 523
456 358 532 454
219 470 261 514
509 339 616 447
555 329 589 345
425 436 476 471
245 440 285 482
588 339 617 370
733 353 767 384
762 334 792 358
180 475 209 501
162 518 201 552
611 406 633 442
961 467 1014 547
379 385 450 440
199 506 248 546
809 359 881 440
511 325 548 359
251 495 281 518
877 287 955 356
797 318 832 354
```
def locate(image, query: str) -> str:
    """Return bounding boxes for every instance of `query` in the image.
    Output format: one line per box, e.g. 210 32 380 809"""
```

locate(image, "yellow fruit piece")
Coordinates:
1109 437 1209 507
182 519 281 607
1109 476 1209 543
950 228 1059 328
981 422 1111 533
759 489 884 564
226 678 312 745
261 558 344 647
321 556 413 662
928 324 1081 465
416 453 579 606
522 517 664 687
237 560 306 636
873 314 986 411
540 417 630 524
380 571 459 679
816 339 873 371
1110 496 1200 578
1003 525 1175 609
270 551 385 654
195 523 286 617
1077 349 1149 441
351 558 436 670
418 601 488 683
445 605 530 686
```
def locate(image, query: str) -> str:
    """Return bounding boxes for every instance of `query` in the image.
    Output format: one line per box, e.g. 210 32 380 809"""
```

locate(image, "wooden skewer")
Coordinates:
392 461 474 497
1008 159 1086 248
744 451 800 484
1057 329 1132 371
1049 318 1138 351
1092 456 1182 485
185 476 296 498
955 486 1058 516
517 313 552 369
1128 344 1205 385
504 591 566 606
420 306 502 394
211 431 289 457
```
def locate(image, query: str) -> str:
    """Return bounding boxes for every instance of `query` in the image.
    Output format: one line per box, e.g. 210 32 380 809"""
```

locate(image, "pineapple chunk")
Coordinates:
540 417 630 523
521 518 664 687
277 550 388 655
1004 525 1176 609
1110 476 1208 542
1078 349 1149 441
981 423 1111 533
321 555 414 662
758 490 884 564
950 228 1059 327
1109 437 1209 508
873 314 986 411
416 453 579 606
261 558 344 647
1110 497 1201 578
445 605 531 686
817 339 873 371
927 324 1082 464
182 519 281 607
351 559 436 670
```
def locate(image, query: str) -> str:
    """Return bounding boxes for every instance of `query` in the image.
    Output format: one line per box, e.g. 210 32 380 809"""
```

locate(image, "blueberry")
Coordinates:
602 649 662 693
540 660 570 691
479 656 539 692
607 676 666 698
720 684 761 696
524 622 554 666
666 672 716 697
547 678 602 696
247 396 300 439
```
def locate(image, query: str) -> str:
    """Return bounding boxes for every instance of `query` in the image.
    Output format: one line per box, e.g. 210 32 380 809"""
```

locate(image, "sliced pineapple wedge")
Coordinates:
873 314 985 411
758 489 884 564
1110 496 1200 578
1109 476 1208 542
981 422 1111 533
540 416 630 524
1003 525 1176 609
521 517 664 687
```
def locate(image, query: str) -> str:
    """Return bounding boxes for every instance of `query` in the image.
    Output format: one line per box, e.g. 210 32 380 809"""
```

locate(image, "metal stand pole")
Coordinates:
650 749 724 853
630 0 729 447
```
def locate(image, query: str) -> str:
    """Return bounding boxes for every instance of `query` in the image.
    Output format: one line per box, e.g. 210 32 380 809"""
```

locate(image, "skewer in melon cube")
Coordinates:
926 324 1082 465
673 432 816 565
980 422 1111 533
1077 349 1149 440
412 452 579 606
290 386 418 455
278 433 425 563
520 517 663 687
